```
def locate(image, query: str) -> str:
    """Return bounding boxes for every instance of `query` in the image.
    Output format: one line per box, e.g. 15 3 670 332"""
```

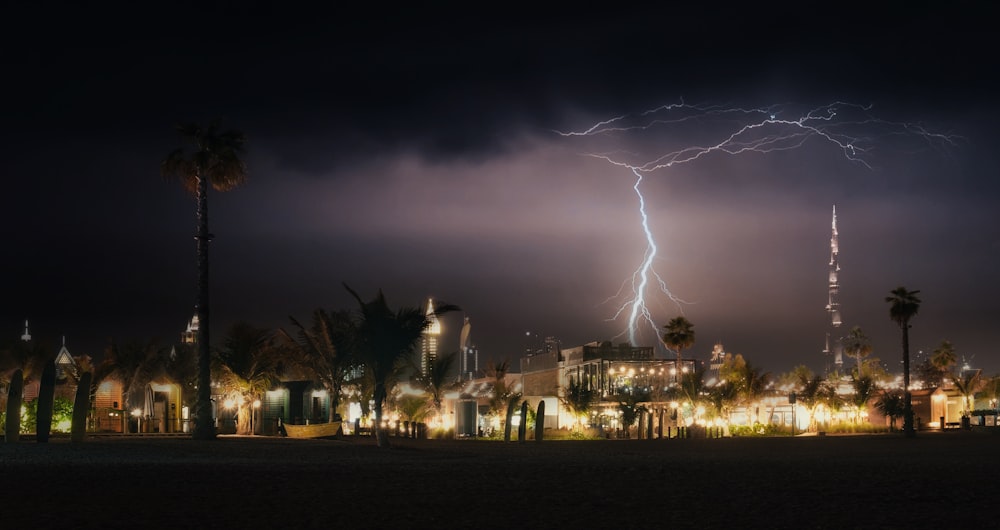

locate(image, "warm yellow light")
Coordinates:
224 399 236 409
131 408 142 418
253 400 261 409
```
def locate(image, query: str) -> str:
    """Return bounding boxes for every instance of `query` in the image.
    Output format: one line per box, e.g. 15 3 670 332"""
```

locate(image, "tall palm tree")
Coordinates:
343 284 458 447
282 308 357 421
662 316 695 385
842 326 873 377
215 322 283 435
886 286 921 438
163 120 247 440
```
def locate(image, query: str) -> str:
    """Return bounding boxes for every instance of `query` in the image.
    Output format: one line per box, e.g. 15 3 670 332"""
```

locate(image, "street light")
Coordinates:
131 408 142 434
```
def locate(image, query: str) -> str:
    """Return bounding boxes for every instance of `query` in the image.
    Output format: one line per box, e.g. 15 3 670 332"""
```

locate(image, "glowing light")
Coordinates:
558 101 957 348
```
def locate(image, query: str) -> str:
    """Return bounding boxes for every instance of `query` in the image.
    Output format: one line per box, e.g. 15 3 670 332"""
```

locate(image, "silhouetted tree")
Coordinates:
663 316 695 384
343 284 458 447
886 286 921 438
163 120 247 440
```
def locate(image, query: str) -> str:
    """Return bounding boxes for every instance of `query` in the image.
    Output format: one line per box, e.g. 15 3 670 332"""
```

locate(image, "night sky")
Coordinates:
3 4 998 376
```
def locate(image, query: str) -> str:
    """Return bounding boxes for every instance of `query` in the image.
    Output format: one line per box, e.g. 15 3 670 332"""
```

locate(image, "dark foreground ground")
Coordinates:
2 431 998 529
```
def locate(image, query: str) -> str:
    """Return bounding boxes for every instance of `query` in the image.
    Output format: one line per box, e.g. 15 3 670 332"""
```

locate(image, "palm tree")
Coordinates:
951 369 984 418
282 308 356 421
343 284 458 447
162 120 247 441
875 389 905 431
983 376 1000 413
617 393 643 439
560 374 597 429
94 340 163 415
850 374 878 424
662 316 695 385
795 374 827 432
215 322 283 435
485 360 521 440
707 378 737 417
485 360 513 419
411 350 459 421
727 358 770 426
930 340 957 385
886 286 921 438
673 364 709 425
395 394 431 428
842 326 872 377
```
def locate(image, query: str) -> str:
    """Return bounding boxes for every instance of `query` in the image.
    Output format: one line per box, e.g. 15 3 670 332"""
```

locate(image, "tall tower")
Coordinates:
459 316 479 381
824 205 843 368
421 298 441 377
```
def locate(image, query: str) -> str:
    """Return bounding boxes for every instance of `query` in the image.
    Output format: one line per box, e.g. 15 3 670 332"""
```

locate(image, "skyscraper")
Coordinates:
421 298 441 377
459 316 479 381
824 205 843 369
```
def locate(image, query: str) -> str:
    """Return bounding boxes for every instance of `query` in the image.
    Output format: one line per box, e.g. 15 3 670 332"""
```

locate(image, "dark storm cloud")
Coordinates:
2 3 998 375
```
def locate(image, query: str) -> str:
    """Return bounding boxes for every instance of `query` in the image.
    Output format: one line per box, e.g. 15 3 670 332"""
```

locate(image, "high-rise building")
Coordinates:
824 205 843 369
421 298 440 377
458 316 479 380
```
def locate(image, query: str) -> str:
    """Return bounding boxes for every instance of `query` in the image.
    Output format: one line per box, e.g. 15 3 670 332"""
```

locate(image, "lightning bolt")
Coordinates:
556 100 958 352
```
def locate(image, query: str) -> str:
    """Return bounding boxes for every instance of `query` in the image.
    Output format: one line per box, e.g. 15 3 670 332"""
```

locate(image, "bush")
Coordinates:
825 422 890 434
17 398 75 434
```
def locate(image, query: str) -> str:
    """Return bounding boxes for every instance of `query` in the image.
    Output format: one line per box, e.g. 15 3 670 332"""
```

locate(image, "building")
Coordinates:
516 340 695 436
824 205 844 370
420 298 440 377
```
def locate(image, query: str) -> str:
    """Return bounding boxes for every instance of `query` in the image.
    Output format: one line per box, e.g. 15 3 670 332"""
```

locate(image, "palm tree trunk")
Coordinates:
374 384 389 447
194 174 216 440
902 322 915 438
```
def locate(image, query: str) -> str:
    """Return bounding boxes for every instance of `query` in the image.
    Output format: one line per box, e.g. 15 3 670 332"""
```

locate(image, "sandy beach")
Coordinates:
2 431 997 529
